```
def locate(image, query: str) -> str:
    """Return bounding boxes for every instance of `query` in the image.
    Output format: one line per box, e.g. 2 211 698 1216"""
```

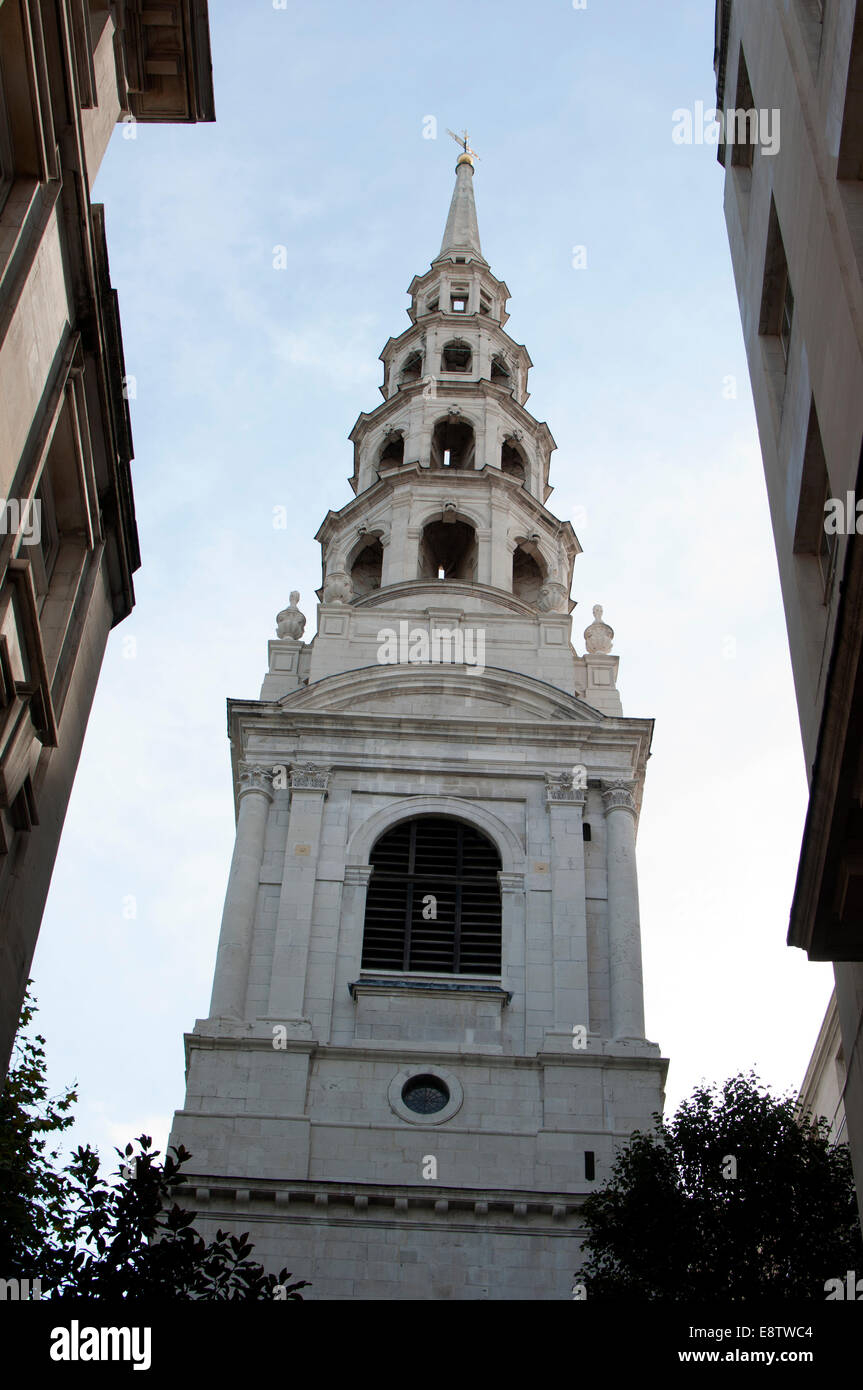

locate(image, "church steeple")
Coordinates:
436 155 487 266
171 146 666 1304
295 151 603 703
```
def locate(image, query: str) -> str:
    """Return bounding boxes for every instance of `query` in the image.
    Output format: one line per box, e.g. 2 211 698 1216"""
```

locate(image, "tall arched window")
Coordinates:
418 519 477 581
512 543 544 603
441 339 472 373
400 350 423 383
379 433 404 466
430 417 475 470
351 538 383 597
501 439 526 481
361 817 502 975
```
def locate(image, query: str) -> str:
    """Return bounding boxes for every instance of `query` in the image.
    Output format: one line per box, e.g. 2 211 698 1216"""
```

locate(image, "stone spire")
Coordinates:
436 156 487 265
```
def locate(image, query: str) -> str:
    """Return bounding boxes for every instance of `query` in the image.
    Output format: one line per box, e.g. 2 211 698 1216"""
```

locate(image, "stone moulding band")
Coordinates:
348 977 512 1004
188 1181 585 1225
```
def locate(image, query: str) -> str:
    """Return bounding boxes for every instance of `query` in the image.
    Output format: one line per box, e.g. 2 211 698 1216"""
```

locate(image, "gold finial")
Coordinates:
447 128 480 165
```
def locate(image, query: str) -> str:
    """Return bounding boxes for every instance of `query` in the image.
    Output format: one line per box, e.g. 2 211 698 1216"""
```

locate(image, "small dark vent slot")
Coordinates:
361 817 502 975
585 1151 595 1181
582 823 591 842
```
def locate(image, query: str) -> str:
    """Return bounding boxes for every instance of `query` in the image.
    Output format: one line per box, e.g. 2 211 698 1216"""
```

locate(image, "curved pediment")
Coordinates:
278 664 604 724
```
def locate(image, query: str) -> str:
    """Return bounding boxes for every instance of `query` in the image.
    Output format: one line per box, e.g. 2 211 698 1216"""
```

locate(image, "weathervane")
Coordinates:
446 128 480 161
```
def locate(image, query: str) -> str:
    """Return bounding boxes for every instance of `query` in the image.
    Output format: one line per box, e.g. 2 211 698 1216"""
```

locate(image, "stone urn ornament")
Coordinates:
583 604 614 654
276 591 306 640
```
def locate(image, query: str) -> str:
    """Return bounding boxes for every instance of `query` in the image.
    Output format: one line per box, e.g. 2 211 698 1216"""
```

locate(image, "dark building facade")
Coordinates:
0 1 214 1075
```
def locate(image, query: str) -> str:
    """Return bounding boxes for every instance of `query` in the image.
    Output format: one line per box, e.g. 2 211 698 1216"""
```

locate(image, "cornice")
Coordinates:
317 467 573 551
348 375 551 447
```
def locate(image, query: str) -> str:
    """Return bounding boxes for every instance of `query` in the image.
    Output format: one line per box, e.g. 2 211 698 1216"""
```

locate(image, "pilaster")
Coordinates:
543 773 590 1050
267 765 331 1026
381 496 411 586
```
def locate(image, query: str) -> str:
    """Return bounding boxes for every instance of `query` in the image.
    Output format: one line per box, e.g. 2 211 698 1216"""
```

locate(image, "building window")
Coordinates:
441 340 471 373
759 199 794 376
583 822 592 842
430 417 475 470
730 47 756 172
512 544 544 604
28 474 59 603
401 1075 450 1115
0 0 56 198
379 432 404 466
838 4 863 177
795 0 829 78
817 473 839 595
450 287 468 312
780 278 795 364
501 439 526 481
399 351 423 384
418 518 477 581
793 402 837 602
350 538 383 598
479 293 492 316
0 48 13 213
361 817 502 975
491 353 511 383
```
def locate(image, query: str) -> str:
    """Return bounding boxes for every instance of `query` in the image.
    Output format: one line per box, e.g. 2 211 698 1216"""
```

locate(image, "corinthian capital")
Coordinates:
601 779 637 815
237 763 275 800
290 763 331 792
545 771 586 805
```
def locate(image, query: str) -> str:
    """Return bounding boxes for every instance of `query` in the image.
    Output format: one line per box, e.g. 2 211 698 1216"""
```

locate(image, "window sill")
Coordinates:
349 975 510 1004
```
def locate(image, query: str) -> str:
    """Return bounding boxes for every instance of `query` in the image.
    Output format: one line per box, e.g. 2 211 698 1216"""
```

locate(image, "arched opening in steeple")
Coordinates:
491 353 510 383
512 544 544 604
400 350 423 384
351 538 384 597
501 439 526 483
360 816 502 975
441 339 472 373
379 432 404 467
418 519 477 582
431 417 475 471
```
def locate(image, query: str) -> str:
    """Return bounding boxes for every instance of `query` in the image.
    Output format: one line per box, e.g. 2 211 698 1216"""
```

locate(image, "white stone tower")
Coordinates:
170 149 667 1301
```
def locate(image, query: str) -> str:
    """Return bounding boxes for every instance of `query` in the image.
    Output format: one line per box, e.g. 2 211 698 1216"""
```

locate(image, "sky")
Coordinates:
28 0 834 1168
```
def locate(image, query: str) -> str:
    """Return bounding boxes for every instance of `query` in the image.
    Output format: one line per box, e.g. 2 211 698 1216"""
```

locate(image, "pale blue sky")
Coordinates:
29 0 832 1165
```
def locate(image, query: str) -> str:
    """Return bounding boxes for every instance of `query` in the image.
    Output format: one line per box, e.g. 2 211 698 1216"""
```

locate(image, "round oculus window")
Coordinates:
401 1074 450 1115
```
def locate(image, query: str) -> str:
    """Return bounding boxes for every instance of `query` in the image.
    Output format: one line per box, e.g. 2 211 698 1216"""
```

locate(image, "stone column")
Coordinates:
209 763 274 1019
267 764 331 1022
602 779 645 1041
545 773 589 1037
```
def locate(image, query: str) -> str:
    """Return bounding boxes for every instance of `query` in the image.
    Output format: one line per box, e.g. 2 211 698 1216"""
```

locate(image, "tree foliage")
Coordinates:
579 1071 863 1300
0 987 308 1300
0 987 78 1287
